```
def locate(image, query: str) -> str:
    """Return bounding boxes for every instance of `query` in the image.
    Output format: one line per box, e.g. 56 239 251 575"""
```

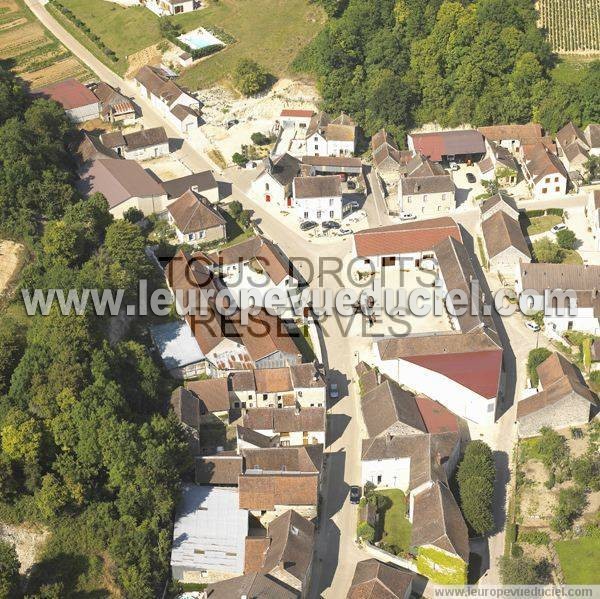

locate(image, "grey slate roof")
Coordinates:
400 174 455 195
347 559 414 599
293 175 342 198
482 210 531 260
161 170 217 198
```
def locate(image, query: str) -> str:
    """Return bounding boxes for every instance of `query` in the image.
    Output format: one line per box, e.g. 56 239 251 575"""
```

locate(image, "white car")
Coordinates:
525 321 541 332
449 161 459 171
399 212 417 221
551 223 567 234
329 382 339 399
338 228 352 236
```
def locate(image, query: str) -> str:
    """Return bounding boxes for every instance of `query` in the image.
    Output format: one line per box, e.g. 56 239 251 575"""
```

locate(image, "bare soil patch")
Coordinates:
22 57 91 87
0 523 49 575
0 240 23 295
520 460 558 526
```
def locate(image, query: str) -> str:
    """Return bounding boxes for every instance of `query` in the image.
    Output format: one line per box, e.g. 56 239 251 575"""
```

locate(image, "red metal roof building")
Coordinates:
34 78 100 123
408 130 486 162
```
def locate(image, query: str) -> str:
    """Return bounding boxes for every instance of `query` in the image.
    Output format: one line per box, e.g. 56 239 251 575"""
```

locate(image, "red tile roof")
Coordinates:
280 109 314 118
415 395 460 434
405 349 503 399
34 78 99 110
353 217 462 258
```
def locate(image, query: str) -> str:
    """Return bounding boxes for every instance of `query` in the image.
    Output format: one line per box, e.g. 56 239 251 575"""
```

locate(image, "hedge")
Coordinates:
525 208 564 218
50 0 118 62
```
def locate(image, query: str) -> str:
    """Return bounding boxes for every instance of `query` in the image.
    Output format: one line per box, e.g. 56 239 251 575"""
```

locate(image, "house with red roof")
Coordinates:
407 129 485 164
34 78 100 123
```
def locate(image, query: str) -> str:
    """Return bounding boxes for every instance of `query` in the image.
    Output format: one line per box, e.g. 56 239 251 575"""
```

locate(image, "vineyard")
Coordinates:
538 0 600 54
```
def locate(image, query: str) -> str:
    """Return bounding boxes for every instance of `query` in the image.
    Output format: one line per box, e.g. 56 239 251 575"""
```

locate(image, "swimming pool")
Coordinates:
178 28 224 50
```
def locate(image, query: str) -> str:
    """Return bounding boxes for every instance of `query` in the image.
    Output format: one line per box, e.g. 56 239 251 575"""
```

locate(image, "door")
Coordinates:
287 196 292 207
265 194 271 202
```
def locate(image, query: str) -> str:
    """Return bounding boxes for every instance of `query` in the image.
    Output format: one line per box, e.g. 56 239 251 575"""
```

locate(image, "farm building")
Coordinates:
34 78 100 123
100 126 170 160
407 130 485 163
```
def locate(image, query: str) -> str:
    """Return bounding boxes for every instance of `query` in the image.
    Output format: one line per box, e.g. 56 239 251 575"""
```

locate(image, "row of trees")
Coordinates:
0 66 191 597
297 0 600 142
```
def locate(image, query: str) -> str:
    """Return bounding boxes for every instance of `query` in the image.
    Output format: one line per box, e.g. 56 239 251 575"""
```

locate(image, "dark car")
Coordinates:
226 119 240 129
466 172 477 183
322 220 341 229
300 220 317 231
349 486 361 504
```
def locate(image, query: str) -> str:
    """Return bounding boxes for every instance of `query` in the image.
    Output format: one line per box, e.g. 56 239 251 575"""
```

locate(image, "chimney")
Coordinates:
191 184 199 193
291 525 299 536
435 451 442 465
415 183 420 192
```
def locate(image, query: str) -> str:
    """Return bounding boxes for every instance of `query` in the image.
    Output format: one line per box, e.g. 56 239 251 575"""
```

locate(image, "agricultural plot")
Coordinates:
0 0 89 87
538 0 600 55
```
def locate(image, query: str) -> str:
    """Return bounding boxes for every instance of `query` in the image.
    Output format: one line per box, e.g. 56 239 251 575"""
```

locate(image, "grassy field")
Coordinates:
48 0 324 87
523 214 562 236
376 489 412 551
177 0 326 89
556 537 600 583
0 0 89 88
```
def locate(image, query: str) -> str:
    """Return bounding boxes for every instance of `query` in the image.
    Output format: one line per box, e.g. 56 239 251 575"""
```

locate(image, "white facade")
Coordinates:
530 172 568 201
144 0 196 16
251 170 289 209
374 350 497 426
122 141 170 161
110 193 170 219
305 132 354 157
361 456 412 491
251 428 325 447
399 189 455 217
293 194 343 222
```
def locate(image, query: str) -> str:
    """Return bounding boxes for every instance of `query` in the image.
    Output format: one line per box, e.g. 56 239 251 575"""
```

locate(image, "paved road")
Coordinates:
25 0 213 175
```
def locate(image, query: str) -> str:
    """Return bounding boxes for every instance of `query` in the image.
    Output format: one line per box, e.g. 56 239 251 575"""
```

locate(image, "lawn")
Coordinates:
0 0 89 87
522 214 562 236
177 0 326 90
376 489 412 552
556 537 600 584
48 0 325 87
561 249 584 265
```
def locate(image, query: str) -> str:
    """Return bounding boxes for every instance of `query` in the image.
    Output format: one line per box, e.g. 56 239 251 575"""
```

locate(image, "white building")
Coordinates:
478 123 544 155
292 175 343 222
521 142 569 200
516 263 600 339
144 0 198 17
134 65 200 134
251 154 300 209
304 112 356 157
100 126 169 161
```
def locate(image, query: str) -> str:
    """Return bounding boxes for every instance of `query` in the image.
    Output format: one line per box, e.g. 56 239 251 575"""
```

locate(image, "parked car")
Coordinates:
347 180 356 190
466 172 477 183
449 161 459 171
551 223 567 234
349 486 361 504
329 382 339 399
300 220 317 231
346 201 360 211
338 228 353 236
525 320 541 332
226 119 239 129
322 220 341 229
399 212 417 221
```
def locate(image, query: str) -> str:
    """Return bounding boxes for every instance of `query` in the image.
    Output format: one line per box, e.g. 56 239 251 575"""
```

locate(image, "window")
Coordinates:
329 211 334 218
554 176 559 182
262 393 268 401
441 194 446 201
188 233 194 241
316 211 322 219
265 182 270 191
329 198 334 206
542 187 548 194
377 474 382 484
423 194 428 202
545 177 550 183
488 403 495 412
193 549 205 555
555 187 560 192
407 196 411 203
277 394 282 400
304 211 309 219
248 394 253 400
234 401 240 408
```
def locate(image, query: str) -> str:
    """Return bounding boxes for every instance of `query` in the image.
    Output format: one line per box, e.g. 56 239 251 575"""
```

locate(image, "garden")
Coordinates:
503 424 600 584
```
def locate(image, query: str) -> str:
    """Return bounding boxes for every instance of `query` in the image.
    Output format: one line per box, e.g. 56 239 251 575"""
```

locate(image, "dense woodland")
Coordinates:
299 0 600 141
0 67 190 598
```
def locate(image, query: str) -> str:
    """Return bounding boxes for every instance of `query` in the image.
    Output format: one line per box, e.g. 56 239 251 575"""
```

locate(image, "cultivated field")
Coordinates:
538 0 600 55
0 0 89 87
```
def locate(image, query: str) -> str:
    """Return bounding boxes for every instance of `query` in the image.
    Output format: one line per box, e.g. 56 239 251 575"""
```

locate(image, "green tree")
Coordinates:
232 152 248 167
0 539 20 599
457 440 495 535
123 207 144 224
571 455 600 491
228 200 243 219
35 473 71 520
551 487 587 533
41 220 82 267
533 238 562 263
526 348 551 386
498 555 548 585
250 132 270 145
234 59 269 96
584 156 600 183
536 427 570 472
556 228 577 250
104 220 150 291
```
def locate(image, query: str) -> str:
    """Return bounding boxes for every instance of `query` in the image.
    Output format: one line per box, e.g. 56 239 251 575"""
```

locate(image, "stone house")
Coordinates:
347 560 413 599
167 190 226 244
516 353 598 437
100 126 169 161
251 154 300 209
292 175 343 222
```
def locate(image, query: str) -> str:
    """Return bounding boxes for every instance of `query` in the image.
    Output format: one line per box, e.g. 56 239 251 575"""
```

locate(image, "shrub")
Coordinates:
498 555 549 585
238 209 252 229
571 455 600 491
232 152 248 167
518 530 550 545
546 208 564 216
589 370 600 393
556 228 577 249
526 209 545 218
527 348 551 387
356 520 375 542
537 427 570 472
234 59 269 96
228 200 243 219
544 470 555 489
251 132 271 146
511 544 524 558
123 207 144 224
533 238 563 263
457 440 495 535
551 487 587 533
0 539 20 598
